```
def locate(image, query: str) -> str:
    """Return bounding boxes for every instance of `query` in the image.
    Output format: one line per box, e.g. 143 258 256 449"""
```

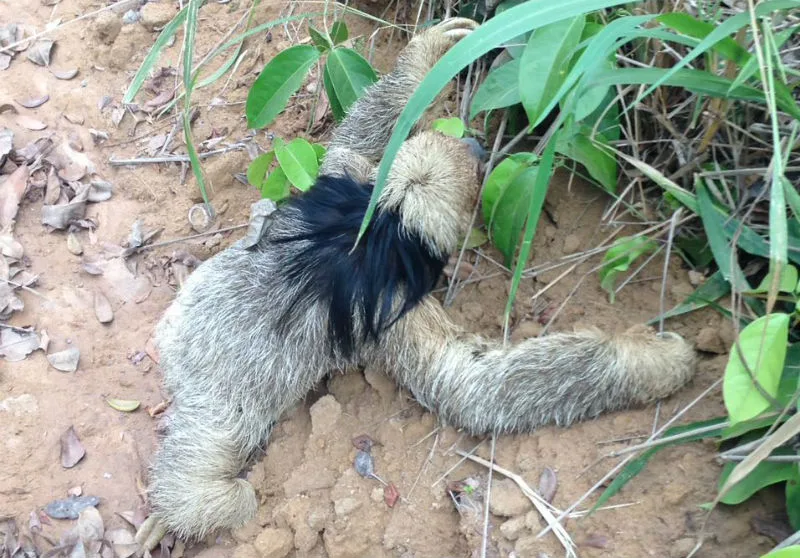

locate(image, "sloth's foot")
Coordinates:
134 515 168 555
431 16 479 39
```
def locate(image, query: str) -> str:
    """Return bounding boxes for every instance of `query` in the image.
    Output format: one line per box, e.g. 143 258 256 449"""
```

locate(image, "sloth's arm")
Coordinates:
320 18 477 180
376 299 696 434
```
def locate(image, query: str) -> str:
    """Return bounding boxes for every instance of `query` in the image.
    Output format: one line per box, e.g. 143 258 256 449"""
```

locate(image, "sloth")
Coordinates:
135 17 696 550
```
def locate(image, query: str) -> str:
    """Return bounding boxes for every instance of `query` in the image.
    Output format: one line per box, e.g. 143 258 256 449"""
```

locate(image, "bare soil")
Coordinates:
0 1 785 558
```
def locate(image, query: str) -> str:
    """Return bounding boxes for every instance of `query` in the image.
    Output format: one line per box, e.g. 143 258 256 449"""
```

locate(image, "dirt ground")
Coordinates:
0 1 788 557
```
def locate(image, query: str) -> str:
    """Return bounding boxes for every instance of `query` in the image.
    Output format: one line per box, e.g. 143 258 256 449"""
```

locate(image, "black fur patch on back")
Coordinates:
272 174 447 358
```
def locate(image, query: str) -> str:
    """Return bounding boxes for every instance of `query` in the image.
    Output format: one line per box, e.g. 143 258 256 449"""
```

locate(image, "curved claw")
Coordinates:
432 17 480 33
135 515 169 555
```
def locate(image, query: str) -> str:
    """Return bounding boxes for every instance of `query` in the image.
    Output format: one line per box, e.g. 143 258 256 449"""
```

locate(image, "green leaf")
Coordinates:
649 270 731 325
495 0 531 58
431 117 465 138
322 63 346 122
591 417 728 512
519 16 585 126
123 6 188 103
363 0 641 244
718 460 796 505
246 151 276 189
723 313 790 424
330 21 348 45
324 47 378 119
312 143 327 164
308 26 332 51
482 153 538 225
750 264 799 294
261 165 291 201
274 137 319 191
491 166 542 266
599 236 657 302
246 45 321 129
588 67 800 118
657 12 750 65
556 126 617 192
761 546 800 558
465 228 489 249
787 467 800 531
470 58 521 118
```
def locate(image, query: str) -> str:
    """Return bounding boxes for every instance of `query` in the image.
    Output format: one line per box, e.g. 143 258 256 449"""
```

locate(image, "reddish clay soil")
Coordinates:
0 1 783 558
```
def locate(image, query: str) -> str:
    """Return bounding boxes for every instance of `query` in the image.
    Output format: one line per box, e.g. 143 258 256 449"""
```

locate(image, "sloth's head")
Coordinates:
378 131 484 257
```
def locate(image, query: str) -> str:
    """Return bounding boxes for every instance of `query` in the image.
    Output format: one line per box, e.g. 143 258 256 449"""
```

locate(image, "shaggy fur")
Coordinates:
135 17 696 550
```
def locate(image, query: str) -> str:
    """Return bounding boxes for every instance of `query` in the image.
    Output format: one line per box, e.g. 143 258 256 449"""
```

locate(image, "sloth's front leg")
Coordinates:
378 299 697 434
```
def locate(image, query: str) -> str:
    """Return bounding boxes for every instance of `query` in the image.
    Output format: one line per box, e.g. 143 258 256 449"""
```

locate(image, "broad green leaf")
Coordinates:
495 0 531 58
556 126 617 192
363 0 640 244
749 264 799 294
274 137 319 191
591 417 728 512
723 313 790 424
787 467 800 531
720 413 783 441
330 21 348 45
573 57 616 123
431 117 465 138
491 166 542 266
123 6 188 103
246 45 321 129
762 546 800 558
648 270 731 325
324 47 378 119
261 165 291 201
482 153 537 229
322 64 346 121
247 151 276 189
599 236 657 302
470 59 521 118
308 26 332 51
657 12 750 65
718 459 795 505
504 130 557 327
519 16 585 126
312 143 327 164
465 228 488 249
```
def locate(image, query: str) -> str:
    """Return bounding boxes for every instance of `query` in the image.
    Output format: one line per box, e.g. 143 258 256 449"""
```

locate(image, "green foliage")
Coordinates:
246 21 378 130
723 313 789 425
246 138 326 202
431 117 466 138
762 547 800 558
599 236 657 302
718 459 796 505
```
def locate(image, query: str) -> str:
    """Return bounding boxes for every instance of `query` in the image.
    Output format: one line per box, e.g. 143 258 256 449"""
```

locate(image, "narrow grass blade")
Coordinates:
123 6 188 103
647 270 731 324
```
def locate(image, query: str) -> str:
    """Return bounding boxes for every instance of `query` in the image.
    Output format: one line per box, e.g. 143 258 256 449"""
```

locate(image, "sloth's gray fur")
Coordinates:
136 18 696 549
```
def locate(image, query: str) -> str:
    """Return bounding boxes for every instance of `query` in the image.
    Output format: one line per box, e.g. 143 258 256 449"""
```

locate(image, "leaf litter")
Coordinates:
59 426 85 468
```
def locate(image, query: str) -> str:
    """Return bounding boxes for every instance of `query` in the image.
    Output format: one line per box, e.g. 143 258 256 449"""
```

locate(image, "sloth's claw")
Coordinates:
135 515 168 556
433 17 479 34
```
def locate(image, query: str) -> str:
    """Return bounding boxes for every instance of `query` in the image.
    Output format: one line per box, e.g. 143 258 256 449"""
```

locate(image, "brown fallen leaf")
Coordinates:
0 53 10 71
538 466 558 504
94 291 113 323
60 426 85 468
44 167 61 205
0 103 18 114
57 162 86 182
47 346 80 372
80 261 104 275
0 164 29 230
581 533 610 549
67 232 83 255
16 115 47 131
64 112 85 125
77 506 104 542
384 483 400 508
0 127 12 162
51 67 78 80
16 94 49 108
0 327 39 362
26 38 54 66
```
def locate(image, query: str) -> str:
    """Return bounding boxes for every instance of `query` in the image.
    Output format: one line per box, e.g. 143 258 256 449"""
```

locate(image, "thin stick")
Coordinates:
480 436 495 558
431 439 484 487
134 224 248 253
109 145 246 166
658 209 683 334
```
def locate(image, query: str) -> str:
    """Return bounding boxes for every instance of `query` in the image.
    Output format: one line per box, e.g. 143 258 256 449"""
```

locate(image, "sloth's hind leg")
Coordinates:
136 405 259 550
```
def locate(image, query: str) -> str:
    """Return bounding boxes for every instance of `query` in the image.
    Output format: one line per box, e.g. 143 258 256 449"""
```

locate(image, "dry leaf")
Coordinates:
0 103 18 114
0 164 29 230
94 291 113 323
67 232 83 255
0 233 24 258
105 528 137 558
51 67 78 80
60 426 86 467
106 399 139 412
384 483 400 508
42 184 89 229
16 94 49 108
581 534 609 549
27 38 54 66
81 261 104 275
44 167 61 205
88 180 113 202
16 115 47 131
64 112 85 125
538 467 558 504
0 53 10 71
0 327 39 362
44 496 100 520
48 346 80 372
77 507 104 542
57 162 86 182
